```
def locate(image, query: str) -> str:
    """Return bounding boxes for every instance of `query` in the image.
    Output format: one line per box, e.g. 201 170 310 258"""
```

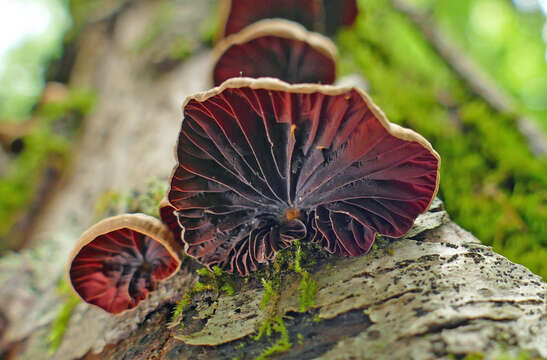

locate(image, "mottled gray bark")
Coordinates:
0 1 545 359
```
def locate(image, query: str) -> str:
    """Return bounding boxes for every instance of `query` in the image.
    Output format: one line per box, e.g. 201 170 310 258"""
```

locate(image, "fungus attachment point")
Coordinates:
169 78 440 275
213 20 337 86
285 208 301 222
67 214 181 314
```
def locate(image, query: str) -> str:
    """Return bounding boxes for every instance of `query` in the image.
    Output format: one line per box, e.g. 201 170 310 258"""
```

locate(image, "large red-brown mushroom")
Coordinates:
218 0 359 38
67 214 181 314
212 19 337 86
168 78 440 275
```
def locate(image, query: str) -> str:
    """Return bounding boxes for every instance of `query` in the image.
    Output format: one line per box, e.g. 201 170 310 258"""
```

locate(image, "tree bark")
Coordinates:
0 1 545 359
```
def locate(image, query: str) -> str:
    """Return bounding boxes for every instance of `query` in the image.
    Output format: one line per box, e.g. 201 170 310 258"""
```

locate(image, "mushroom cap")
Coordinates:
219 0 322 38
218 0 359 38
323 0 359 34
67 214 181 314
169 77 440 275
212 19 337 86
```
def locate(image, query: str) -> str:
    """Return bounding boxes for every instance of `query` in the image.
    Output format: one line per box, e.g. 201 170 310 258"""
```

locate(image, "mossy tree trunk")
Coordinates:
0 1 545 359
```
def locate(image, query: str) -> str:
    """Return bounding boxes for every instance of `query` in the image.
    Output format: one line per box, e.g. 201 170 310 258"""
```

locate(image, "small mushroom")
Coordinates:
219 0 321 38
67 214 181 314
212 19 337 86
169 77 440 275
218 0 358 38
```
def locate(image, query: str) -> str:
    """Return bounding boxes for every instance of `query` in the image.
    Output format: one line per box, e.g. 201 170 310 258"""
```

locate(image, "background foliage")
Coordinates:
340 0 547 278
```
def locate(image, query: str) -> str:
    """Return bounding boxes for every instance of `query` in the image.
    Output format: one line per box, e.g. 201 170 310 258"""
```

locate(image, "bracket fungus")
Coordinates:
168 77 440 275
218 0 359 38
67 214 181 314
212 19 337 86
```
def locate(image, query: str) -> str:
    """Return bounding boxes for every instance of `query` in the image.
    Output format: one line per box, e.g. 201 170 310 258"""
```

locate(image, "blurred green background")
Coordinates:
0 0 546 277
408 0 547 132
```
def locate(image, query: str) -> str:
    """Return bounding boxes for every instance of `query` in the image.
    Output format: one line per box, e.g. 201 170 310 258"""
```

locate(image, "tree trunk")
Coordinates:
0 1 545 359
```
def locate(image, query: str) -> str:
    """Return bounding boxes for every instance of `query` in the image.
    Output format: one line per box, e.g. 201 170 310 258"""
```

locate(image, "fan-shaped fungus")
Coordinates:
168 78 440 275
212 19 337 86
218 0 359 38
67 214 181 314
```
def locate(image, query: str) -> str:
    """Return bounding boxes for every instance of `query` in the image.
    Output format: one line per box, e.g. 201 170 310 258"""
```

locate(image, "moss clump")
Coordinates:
294 240 318 312
254 317 291 360
458 353 485 360
47 279 81 355
171 292 192 326
494 350 532 360
297 272 317 312
253 278 282 342
259 278 278 312
340 0 547 279
196 265 236 297
169 266 236 327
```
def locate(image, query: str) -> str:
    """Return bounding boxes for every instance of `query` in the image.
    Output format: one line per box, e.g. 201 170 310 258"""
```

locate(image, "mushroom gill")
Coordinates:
168 78 440 275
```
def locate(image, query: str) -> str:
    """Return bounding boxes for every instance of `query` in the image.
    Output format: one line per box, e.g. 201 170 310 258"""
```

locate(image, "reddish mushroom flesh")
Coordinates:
68 214 180 314
323 0 359 34
213 20 337 86
219 0 358 38
159 199 183 245
220 0 322 38
169 78 440 275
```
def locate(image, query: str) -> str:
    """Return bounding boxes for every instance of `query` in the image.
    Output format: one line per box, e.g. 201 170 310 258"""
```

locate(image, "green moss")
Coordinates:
194 281 215 292
259 278 277 311
171 292 192 326
254 317 291 360
462 353 485 360
340 0 547 279
294 239 303 273
213 265 223 277
196 265 236 296
297 272 317 312
221 283 235 296
47 279 81 355
254 318 275 341
170 266 237 327
293 240 318 312
495 350 531 360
